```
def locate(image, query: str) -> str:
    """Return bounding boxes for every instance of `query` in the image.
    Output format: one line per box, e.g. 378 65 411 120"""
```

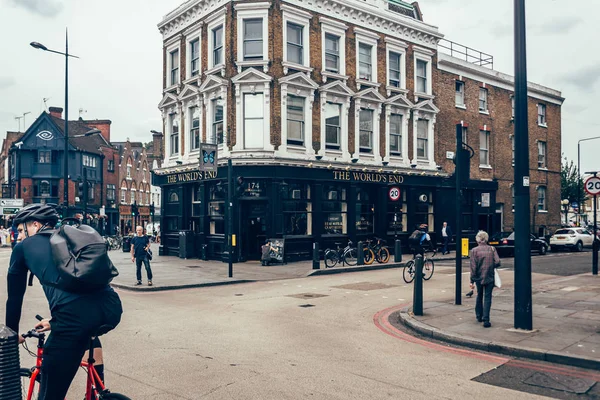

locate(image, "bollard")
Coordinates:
357 241 364 266
313 242 320 270
0 325 22 399
394 239 402 263
413 255 424 316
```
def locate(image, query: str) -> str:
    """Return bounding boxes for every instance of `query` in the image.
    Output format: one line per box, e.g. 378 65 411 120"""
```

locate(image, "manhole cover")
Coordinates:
186 265 201 268
287 293 328 299
524 372 595 394
332 282 399 291
299 304 315 308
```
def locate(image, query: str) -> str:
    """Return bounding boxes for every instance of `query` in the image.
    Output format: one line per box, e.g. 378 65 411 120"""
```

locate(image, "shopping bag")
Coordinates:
494 268 502 288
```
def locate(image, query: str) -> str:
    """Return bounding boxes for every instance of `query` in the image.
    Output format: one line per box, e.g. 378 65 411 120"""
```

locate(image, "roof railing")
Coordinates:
438 38 494 69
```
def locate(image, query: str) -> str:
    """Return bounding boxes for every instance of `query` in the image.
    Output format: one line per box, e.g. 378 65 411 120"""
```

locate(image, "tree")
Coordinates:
561 157 586 206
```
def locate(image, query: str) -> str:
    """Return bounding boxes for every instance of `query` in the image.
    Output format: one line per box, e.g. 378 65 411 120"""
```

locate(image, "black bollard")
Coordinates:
413 255 424 316
313 242 320 270
357 241 364 266
394 239 402 263
0 325 22 399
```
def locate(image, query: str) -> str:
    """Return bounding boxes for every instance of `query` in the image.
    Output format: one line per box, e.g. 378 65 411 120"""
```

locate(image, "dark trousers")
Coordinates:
136 255 153 281
39 291 122 400
442 236 450 254
475 281 494 323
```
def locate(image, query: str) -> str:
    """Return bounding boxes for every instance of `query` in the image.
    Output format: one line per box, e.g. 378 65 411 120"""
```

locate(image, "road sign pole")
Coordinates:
594 194 598 275
583 175 600 275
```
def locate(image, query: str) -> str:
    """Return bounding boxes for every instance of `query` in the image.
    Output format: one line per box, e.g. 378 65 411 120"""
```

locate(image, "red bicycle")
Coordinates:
20 315 130 400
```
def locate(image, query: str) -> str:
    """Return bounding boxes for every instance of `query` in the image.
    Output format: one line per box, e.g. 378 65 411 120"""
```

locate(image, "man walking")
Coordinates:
131 225 153 286
469 230 500 328
440 221 453 255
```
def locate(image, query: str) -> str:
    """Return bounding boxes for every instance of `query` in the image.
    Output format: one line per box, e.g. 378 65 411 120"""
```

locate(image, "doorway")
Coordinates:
240 201 268 260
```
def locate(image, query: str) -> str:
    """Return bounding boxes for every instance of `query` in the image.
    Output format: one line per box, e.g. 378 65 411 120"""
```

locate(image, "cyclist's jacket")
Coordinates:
5 231 112 334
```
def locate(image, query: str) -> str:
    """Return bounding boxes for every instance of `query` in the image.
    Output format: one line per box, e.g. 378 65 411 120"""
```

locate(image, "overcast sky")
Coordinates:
1 0 599 172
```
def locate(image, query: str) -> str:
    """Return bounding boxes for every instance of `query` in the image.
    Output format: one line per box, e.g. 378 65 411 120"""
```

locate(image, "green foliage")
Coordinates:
561 157 586 205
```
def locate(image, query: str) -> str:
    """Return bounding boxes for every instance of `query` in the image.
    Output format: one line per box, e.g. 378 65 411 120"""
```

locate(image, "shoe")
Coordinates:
483 322 491 328
476 317 482 322
135 281 142 286
148 281 153 286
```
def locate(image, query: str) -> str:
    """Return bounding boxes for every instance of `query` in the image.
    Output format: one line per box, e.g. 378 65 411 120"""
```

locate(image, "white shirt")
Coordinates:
442 227 447 237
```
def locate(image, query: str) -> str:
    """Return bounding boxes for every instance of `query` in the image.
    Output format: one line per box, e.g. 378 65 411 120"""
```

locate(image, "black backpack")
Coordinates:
408 230 425 247
38 219 119 293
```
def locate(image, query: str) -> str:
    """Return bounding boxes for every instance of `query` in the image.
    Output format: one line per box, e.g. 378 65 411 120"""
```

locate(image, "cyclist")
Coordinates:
408 223 434 257
5 204 122 399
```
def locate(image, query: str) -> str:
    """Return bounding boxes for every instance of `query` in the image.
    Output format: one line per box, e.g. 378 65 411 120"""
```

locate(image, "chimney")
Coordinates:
152 130 164 160
82 119 112 142
48 107 63 119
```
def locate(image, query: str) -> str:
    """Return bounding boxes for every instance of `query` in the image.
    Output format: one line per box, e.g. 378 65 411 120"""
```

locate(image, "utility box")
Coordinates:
178 231 195 259
462 238 469 257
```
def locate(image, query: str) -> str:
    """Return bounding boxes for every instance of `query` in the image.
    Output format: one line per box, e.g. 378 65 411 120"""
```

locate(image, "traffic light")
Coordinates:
149 203 155 216
78 181 84 196
131 202 138 216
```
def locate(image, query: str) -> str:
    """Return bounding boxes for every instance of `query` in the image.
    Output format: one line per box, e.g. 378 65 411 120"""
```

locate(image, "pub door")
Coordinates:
240 201 268 261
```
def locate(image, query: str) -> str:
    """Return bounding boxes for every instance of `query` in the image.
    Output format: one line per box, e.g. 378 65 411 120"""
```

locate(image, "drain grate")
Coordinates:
299 304 315 308
524 372 596 394
287 293 328 299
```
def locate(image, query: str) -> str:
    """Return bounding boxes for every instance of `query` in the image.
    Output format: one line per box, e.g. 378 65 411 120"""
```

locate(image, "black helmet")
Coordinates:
14 203 59 225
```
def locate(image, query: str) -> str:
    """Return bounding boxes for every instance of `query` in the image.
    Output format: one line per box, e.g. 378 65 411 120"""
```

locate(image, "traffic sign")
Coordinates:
585 176 600 196
0 199 23 207
389 187 401 201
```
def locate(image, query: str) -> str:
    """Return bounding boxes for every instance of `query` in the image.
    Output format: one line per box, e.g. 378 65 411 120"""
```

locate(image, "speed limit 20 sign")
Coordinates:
585 176 600 196
389 187 401 201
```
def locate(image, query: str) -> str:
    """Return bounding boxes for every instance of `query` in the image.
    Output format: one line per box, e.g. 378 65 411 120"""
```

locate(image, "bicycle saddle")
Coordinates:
92 324 114 338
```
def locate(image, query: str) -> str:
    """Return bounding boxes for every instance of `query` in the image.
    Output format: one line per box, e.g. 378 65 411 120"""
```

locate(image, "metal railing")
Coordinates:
438 38 494 69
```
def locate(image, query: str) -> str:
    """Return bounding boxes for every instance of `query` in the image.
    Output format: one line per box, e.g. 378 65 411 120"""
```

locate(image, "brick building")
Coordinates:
153 0 563 260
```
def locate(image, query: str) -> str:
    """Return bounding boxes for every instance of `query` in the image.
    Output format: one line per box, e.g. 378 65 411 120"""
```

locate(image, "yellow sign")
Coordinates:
462 238 469 257
232 234 236 247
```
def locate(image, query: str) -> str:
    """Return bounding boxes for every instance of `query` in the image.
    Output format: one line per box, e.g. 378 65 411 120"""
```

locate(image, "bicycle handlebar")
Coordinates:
35 314 43 321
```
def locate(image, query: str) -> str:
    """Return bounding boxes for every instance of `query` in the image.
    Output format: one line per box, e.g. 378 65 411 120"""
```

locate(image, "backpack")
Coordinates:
38 219 119 293
408 230 425 247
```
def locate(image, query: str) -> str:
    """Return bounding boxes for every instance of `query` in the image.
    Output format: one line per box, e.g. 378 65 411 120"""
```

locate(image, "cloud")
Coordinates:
537 16 582 35
489 22 512 38
560 64 600 92
8 0 64 17
0 77 16 90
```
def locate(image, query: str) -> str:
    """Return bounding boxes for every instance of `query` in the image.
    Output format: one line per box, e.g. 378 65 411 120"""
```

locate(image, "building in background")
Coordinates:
153 0 563 260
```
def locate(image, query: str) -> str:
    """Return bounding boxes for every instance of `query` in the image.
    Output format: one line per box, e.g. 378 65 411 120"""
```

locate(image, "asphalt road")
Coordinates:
0 247 597 399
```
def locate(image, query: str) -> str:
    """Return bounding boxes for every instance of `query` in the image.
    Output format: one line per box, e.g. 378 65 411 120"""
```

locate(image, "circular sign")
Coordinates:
585 176 600 196
389 187 401 201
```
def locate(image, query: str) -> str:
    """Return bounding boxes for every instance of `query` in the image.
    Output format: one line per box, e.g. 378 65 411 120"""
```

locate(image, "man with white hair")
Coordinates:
131 225 153 286
469 230 500 328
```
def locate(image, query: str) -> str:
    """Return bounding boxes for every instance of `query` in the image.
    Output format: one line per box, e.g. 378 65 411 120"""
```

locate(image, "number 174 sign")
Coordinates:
585 176 600 196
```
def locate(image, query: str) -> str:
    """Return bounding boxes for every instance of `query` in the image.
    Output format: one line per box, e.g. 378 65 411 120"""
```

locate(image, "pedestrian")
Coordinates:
440 221 453 255
130 225 153 286
469 230 500 328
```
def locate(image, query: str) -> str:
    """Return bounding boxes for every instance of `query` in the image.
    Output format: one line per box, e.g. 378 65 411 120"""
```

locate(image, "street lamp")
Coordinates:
30 32 80 215
578 136 600 226
561 199 569 226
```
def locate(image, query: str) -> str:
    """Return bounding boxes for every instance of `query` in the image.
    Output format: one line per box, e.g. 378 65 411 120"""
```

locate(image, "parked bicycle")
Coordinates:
20 315 130 400
364 237 391 264
402 250 436 283
104 235 122 251
324 241 358 268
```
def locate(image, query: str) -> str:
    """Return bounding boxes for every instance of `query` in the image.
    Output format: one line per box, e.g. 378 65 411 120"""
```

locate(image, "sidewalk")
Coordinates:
396 273 600 370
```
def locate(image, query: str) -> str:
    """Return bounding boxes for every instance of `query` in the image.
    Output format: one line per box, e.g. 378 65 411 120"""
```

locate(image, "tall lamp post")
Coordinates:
30 31 79 214
578 136 600 226
561 199 569 226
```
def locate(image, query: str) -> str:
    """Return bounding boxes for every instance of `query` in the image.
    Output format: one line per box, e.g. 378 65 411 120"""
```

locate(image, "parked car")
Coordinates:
549 228 594 252
488 232 548 257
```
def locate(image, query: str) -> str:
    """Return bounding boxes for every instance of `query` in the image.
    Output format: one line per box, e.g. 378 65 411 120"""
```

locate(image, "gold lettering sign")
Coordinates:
332 170 404 184
165 170 217 184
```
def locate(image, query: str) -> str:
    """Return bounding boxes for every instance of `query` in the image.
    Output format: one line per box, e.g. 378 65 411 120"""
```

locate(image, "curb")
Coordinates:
111 279 254 292
308 255 458 276
398 307 600 371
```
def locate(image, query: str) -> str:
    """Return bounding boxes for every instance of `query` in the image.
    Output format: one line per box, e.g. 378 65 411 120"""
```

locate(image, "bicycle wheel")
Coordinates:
343 247 358 266
423 259 435 280
324 250 338 268
403 260 415 283
100 393 132 400
363 248 375 265
20 368 40 400
377 247 390 263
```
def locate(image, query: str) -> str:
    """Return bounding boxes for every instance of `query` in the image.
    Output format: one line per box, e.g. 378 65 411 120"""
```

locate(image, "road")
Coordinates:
0 248 598 399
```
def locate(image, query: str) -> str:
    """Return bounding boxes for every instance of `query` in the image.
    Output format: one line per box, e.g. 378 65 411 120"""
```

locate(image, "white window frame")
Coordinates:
200 75 229 157
282 4 312 74
384 94 412 165
354 27 380 89
479 129 490 167
416 119 429 160
511 95 515 119
319 82 353 161
358 108 374 154
165 39 180 89
537 103 547 127
121 185 127 203
353 94 383 163
206 8 227 76
184 24 202 81
537 186 547 211
189 104 201 151
411 106 437 167
385 37 407 96
455 80 465 108
286 95 306 146
169 113 180 156
211 98 224 145
413 47 433 96
389 113 403 157
538 141 547 169
320 17 348 82
235 3 270 73
479 87 489 114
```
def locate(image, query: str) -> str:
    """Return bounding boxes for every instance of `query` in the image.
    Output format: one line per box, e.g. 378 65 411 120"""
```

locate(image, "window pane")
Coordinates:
359 109 373 150
244 19 262 39
244 41 263 59
287 95 304 142
389 52 401 87
417 120 427 159
213 99 224 145
390 114 402 154
244 93 264 148
287 23 303 45
359 43 372 80
244 94 263 118
325 102 341 146
213 26 223 47
416 60 427 93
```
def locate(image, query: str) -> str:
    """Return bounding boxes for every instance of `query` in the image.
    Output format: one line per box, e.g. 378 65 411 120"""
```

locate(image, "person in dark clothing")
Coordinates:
5 204 122 399
440 221 453 255
131 225 153 286
469 230 500 328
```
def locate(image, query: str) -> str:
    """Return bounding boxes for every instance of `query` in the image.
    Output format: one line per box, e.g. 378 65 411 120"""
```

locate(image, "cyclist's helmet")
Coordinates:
14 203 59 225
419 223 428 230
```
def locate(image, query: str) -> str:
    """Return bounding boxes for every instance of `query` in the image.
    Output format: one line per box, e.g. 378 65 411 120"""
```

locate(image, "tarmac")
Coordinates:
110 244 600 370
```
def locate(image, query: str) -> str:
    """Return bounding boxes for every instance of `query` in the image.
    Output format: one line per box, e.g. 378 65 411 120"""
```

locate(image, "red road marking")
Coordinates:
373 304 600 381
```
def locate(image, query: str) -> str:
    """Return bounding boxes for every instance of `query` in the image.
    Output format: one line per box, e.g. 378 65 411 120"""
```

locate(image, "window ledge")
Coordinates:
455 104 466 110
236 60 269 73
479 165 493 170
356 79 381 90
183 76 199 85
282 61 313 75
415 92 434 100
205 64 226 77
386 86 409 96
538 123 548 128
479 110 490 115
538 167 548 171
163 84 179 94
538 210 549 214
287 144 308 152
321 70 349 83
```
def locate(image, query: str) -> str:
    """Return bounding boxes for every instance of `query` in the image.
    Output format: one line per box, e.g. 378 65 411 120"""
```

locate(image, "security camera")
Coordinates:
419 194 428 202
